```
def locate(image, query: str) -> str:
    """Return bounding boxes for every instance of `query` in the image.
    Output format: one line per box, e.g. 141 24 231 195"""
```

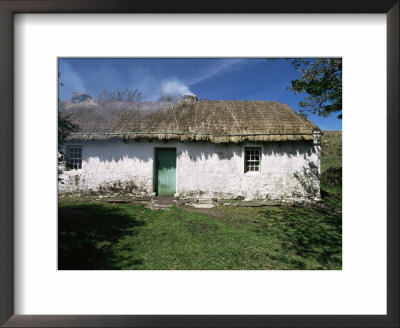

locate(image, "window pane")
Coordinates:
245 148 261 172
67 146 82 170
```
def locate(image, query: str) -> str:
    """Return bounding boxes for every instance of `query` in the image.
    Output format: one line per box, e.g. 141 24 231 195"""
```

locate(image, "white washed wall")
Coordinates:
59 139 320 201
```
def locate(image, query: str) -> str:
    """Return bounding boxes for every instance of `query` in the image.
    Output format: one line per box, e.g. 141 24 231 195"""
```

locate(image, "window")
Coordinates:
66 145 82 170
245 147 261 172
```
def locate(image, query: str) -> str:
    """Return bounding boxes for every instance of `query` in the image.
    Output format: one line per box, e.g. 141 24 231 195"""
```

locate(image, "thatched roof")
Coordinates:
60 99 320 143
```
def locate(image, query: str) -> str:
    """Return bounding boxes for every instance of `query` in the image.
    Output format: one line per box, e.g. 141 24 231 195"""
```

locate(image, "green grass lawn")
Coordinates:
59 131 342 270
59 183 341 270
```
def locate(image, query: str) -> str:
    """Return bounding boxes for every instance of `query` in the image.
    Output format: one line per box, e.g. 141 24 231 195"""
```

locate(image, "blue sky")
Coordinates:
58 58 342 130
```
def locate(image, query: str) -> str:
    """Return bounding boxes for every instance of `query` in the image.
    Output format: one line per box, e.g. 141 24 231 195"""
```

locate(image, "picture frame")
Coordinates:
0 0 398 327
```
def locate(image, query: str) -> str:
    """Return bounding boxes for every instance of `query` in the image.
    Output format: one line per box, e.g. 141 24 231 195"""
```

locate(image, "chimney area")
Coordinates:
182 95 198 103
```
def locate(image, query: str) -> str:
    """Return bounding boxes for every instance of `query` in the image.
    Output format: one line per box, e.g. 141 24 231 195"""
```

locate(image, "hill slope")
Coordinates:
321 130 342 186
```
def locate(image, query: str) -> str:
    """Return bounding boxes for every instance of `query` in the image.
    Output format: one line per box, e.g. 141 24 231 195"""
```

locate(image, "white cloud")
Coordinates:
58 58 258 101
186 59 249 86
58 61 86 99
129 59 255 100
161 78 193 96
150 60 252 100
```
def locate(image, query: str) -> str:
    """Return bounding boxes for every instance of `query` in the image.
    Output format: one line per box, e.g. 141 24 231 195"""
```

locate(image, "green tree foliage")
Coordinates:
58 71 78 158
58 111 79 180
58 111 78 145
287 58 342 119
58 71 79 179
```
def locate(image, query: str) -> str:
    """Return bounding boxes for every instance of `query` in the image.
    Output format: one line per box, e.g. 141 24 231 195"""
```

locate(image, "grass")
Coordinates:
321 130 342 173
59 184 341 270
58 130 342 270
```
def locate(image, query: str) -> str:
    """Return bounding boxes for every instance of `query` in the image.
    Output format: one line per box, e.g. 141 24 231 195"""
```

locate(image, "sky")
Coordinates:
58 58 342 130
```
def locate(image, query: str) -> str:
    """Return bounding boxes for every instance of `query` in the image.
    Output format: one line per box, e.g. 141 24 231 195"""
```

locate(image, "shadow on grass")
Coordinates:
58 203 145 270
257 184 342 270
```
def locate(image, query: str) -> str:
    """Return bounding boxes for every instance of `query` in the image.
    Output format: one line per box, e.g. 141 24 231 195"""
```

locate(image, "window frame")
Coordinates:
244 146 262 173
66 145 82 170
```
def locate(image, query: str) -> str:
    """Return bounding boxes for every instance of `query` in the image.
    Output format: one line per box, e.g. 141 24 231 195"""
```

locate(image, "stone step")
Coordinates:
151 203 171 211
136 196 152 202
153 196 178 205
153 204 171 208
260 200 281 206
192 203 215 209
198 199 214 204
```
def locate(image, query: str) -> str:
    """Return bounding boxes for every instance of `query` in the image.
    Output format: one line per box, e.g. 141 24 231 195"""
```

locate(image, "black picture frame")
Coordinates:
0 1 398 327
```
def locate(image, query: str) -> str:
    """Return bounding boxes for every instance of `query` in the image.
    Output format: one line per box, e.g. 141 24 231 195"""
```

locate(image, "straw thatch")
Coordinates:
60 99 320 143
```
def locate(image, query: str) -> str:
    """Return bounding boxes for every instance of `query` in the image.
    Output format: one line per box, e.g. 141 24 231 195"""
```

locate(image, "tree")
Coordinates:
287 58 342 119
95 88 143 103
58 72 78 180
58 111 78 144
158 92 181 103
58 110 79 180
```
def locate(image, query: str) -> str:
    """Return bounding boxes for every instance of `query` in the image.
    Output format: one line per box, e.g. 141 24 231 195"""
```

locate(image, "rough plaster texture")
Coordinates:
59 139 320 201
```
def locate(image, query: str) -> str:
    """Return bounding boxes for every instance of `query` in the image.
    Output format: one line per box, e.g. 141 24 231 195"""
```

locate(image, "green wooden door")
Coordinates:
155 148 176 196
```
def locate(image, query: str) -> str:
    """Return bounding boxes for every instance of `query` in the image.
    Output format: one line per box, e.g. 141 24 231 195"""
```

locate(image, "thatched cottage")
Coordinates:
59 96 321 201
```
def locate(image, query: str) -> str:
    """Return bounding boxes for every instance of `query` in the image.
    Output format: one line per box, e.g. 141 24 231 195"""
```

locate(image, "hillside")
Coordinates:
321 130 342 172
321 130 342 186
